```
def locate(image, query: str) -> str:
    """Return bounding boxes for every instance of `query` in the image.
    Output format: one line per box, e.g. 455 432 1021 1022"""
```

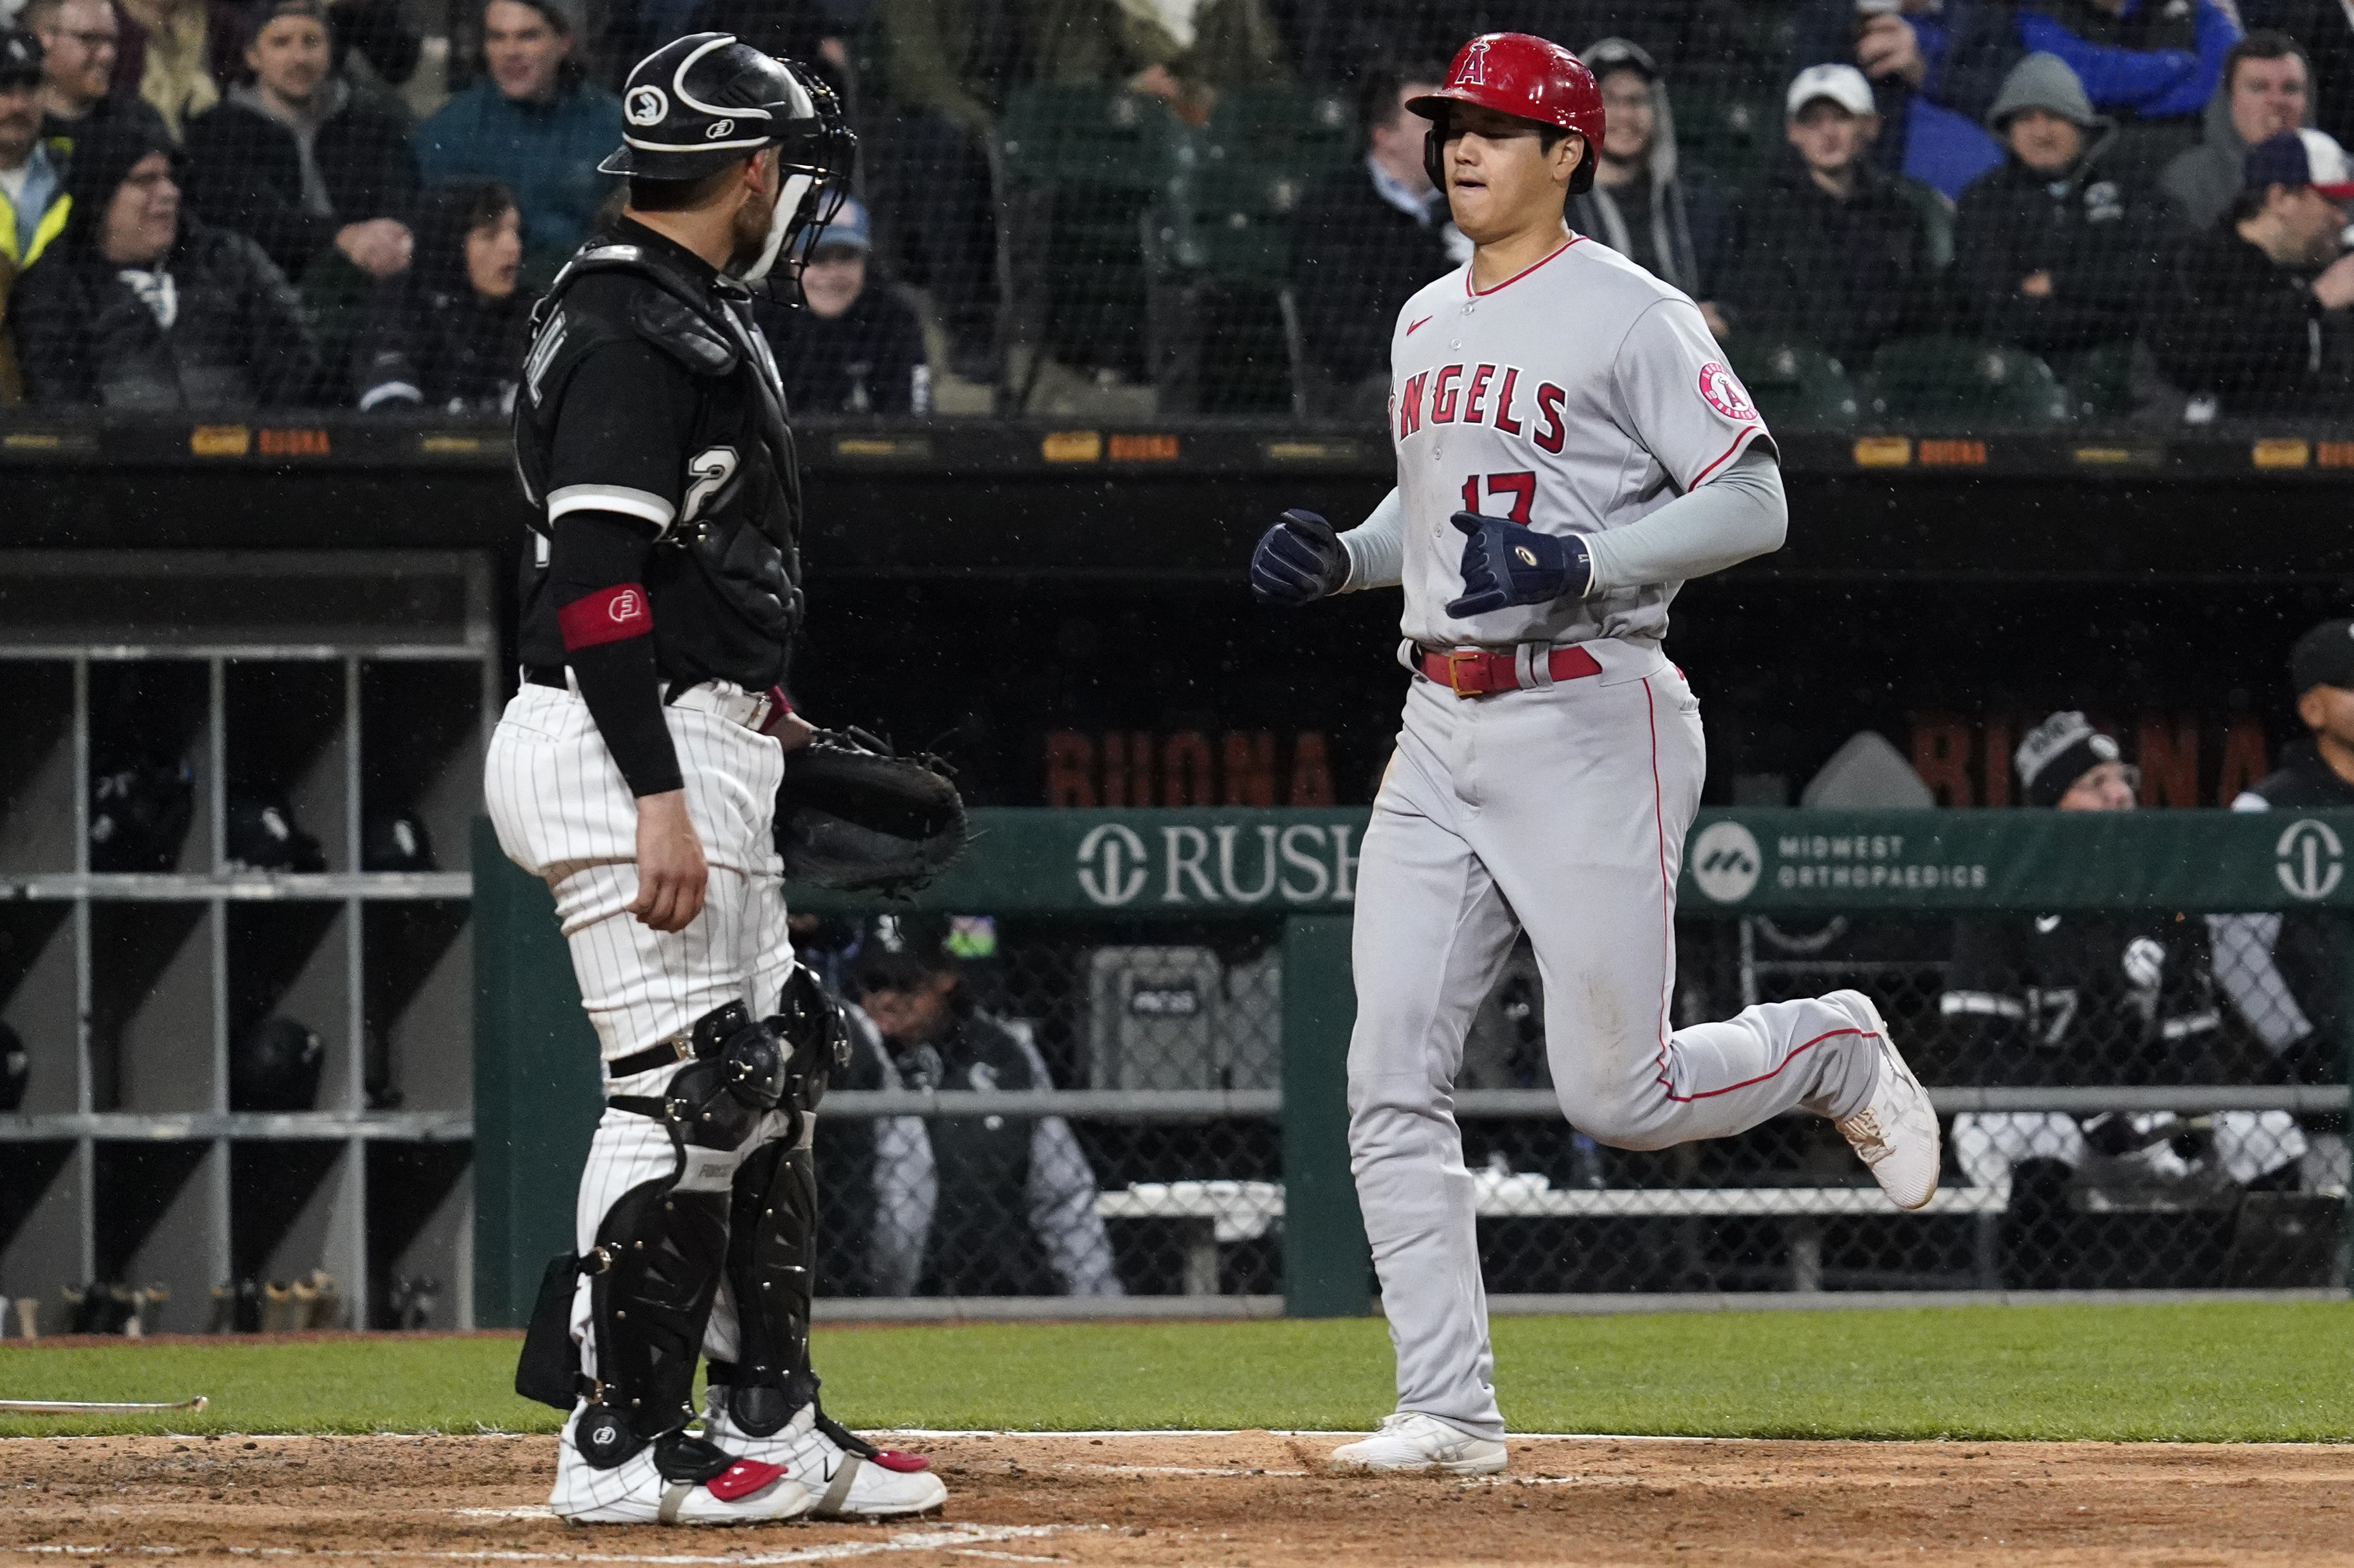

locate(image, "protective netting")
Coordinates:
804 910 2345 1300
6 0 2352 425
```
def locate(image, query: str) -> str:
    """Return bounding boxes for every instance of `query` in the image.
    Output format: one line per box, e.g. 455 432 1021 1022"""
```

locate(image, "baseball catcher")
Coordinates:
486 33 945 1525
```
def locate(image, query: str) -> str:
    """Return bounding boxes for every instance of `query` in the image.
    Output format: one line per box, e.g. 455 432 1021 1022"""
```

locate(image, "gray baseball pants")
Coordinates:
1347 639 1881 1439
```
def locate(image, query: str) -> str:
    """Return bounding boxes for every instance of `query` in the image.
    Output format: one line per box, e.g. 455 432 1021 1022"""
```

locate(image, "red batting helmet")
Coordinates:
1408 33 1605 196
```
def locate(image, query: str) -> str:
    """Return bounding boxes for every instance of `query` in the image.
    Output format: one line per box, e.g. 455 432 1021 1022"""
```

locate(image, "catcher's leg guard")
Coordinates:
711 1135 820 1435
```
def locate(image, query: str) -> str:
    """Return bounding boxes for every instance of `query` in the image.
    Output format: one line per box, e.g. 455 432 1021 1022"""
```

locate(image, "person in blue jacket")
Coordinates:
2014 0 2241 182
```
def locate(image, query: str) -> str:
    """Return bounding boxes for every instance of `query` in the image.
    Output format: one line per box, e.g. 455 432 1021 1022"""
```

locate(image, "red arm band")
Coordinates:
557 583 654 651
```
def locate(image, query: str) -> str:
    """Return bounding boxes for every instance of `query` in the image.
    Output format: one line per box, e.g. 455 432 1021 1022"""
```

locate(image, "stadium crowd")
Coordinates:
0 0 2352 418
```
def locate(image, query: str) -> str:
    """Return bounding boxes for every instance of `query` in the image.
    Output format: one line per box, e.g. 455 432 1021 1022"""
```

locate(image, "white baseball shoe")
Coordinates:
550 1409 812 1525
703 1391 948 1518
1328 1412 1507 1475
1827 989 1942 1210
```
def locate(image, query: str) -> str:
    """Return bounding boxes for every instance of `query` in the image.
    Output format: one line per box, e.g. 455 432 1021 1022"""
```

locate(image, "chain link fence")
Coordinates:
799 901 2348 1306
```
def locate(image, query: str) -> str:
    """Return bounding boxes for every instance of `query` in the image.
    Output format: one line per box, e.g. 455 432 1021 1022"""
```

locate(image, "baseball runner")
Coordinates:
483 34 944 1525
1249 32 1943 1475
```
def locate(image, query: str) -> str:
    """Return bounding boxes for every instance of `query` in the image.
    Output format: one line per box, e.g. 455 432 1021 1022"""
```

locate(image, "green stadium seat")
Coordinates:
996 86 1196 194
1202 87 1354 182
1724 338 1862 429
1867 337 2073 425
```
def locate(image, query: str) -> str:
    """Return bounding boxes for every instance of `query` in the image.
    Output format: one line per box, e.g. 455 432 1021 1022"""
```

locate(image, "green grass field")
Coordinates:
3 1302 2349 1443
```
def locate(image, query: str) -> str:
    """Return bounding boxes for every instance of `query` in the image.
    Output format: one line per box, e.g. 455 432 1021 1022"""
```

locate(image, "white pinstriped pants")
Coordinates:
484 679 798 1404
484 679 795 1062
1348 640 1880 1439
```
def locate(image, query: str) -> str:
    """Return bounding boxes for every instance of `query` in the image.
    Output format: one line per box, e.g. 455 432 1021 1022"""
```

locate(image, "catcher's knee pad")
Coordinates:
710 1138 819 1436
770 964 852 1116
619 1001 793 1151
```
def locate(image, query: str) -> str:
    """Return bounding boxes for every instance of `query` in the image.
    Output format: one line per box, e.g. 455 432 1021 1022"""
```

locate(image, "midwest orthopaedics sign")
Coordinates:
1074 820 1361 908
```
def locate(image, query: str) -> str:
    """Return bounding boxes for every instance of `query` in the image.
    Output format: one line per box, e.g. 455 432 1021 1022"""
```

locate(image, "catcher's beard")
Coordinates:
727 157 815 285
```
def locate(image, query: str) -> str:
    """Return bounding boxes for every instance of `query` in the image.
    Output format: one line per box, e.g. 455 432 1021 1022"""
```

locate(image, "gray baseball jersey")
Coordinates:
1388 236 1771 650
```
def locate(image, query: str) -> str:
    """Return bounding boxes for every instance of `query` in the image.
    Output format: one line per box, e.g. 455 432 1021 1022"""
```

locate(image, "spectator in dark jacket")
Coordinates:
1955 52 2168 395
352 179 532 413
750 197 929 414
1728 63 1949 367
13 116 316 405
1290 63 1456 417
1790 0 2020 199
2161 30 2313 231
2151 128 2354 415
1567 37 1735 335
182 0 418 287
2014 0 2242 183
23 0 169 172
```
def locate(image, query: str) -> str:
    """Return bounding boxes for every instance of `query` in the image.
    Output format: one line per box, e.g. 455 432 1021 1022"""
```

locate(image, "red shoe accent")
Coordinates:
870 1450 931 1473
706 1460 789 1501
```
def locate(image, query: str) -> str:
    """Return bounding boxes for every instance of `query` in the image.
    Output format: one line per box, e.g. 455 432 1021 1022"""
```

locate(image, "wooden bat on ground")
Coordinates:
0 1396 209 1414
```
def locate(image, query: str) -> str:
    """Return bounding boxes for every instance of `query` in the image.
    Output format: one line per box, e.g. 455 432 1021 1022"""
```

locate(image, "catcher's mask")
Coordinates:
602 34 856 291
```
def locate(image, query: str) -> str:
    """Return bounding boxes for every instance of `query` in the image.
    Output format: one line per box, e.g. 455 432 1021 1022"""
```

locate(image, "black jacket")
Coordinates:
182 89 420 281
1289 162 1453 387
1954 143 2167 357
353 279 535 414
2149 223 2354 415
1725 152 1947 366
13 218 318 408
2224 738 2354 1074
1943 911 2224 1088
752 281 929 415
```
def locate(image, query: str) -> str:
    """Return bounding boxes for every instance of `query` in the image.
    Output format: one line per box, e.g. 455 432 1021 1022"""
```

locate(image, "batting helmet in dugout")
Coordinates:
1409 33 1606 196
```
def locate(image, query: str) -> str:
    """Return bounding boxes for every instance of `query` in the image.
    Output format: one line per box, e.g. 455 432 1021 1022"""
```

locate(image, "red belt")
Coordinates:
1418 643 1604 698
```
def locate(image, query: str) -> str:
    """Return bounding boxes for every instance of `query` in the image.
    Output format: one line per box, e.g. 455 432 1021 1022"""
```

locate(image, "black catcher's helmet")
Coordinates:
600 34 853 284
601 31 850 185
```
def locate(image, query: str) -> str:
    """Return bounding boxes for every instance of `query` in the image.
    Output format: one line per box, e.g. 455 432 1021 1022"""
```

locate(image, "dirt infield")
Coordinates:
2 1431 2349 1566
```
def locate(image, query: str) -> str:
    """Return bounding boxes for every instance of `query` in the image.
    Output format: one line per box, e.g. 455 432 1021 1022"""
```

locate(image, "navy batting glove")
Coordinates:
1250 508 1349 607
1445 511 1592 619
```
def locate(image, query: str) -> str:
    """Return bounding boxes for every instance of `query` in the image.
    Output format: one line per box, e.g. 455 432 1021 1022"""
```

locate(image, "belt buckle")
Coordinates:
1446 649 1486 698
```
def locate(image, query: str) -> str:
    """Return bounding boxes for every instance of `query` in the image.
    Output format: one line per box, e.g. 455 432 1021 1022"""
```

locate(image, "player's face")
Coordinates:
861 971 957 1045
1443 104 1578 243
2298 683 2354 750
727 147 784 268
2057 761 2138 812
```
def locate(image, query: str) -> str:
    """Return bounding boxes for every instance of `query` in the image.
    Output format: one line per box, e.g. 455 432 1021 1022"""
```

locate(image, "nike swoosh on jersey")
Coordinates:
1407 315 1432 335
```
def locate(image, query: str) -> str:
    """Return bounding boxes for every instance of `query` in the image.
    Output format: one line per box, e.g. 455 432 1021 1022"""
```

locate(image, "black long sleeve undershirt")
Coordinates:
546 508 683 798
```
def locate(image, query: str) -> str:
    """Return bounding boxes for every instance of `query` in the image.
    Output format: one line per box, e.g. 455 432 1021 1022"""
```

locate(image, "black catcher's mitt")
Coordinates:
774 727 969 895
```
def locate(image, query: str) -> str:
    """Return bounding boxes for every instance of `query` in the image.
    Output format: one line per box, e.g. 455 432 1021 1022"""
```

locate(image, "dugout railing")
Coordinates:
471 807 2354 1324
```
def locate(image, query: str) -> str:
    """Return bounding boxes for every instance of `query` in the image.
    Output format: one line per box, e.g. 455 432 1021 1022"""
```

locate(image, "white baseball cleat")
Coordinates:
1827 989 1942 1210
550 1410 813 1525
1328 1412 1507 1475
703 1391 948 1518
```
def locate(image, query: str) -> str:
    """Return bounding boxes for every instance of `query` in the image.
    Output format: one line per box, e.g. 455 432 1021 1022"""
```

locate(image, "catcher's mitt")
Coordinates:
774 727 969 895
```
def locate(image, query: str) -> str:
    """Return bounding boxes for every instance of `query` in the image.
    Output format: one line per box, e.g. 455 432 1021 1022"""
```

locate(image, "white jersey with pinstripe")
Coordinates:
1388 235 1770 652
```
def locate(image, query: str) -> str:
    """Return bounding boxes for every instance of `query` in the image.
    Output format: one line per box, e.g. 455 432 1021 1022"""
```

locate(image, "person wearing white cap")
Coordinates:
1722 61 1946 366
2152 124 2354 415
